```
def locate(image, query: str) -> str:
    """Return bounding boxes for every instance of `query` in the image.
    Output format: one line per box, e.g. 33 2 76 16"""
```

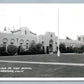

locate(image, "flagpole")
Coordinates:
19 16 21 28
57 8 60 56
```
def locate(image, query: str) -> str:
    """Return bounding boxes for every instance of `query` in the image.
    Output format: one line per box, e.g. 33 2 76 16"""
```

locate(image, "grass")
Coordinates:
0 53 84 77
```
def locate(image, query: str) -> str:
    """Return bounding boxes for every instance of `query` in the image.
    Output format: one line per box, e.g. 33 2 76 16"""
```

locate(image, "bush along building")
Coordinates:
0 27 84 55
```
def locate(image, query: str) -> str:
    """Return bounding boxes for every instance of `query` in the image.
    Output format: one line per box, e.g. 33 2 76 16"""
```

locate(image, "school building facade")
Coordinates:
0 27 84 53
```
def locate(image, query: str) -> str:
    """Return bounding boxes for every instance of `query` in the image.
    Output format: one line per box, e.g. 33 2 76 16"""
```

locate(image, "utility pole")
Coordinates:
57 8 60 56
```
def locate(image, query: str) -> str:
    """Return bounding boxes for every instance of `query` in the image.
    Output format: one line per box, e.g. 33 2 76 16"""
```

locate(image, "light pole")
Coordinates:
57 8 60 56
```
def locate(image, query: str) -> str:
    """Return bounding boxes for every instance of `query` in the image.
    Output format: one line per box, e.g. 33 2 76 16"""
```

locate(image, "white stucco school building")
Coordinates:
0 27 37 49
0 27 84 53
38 32 84 53
37 32 57 53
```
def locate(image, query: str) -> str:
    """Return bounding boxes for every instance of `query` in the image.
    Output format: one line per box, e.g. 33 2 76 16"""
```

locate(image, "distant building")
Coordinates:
38 32 84 53
59 39 84 48
77 35 84 42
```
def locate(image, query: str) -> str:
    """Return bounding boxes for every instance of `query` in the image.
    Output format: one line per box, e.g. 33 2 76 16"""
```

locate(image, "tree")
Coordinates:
29 43 44 54
59 43 66 53
80 45 84 52
7 44 18 55
0 46 7 56
66 46 73 53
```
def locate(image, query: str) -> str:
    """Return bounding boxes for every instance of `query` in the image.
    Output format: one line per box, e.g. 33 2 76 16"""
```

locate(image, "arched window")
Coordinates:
10 39 15 44
2 38 8 48
19 39 24 44
78 37 81 41
19 39 24 47
26 40 29 44
25 40 29 49
42 41 44 44
2 38 8 44
50 34 52 37
55 42 57 45
42 41 44 46
49 39 53 44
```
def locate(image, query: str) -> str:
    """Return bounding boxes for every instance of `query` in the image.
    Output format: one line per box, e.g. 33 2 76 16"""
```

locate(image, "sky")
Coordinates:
0 4 84 40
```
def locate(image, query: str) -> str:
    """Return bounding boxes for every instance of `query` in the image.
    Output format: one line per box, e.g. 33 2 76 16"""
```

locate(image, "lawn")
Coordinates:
0 53 84 77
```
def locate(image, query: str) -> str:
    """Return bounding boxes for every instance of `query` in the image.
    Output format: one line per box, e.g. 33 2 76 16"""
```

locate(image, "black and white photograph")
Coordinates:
1 3 84 78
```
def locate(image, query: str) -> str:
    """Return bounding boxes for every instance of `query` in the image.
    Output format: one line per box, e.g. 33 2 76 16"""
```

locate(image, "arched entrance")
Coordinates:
49 39 53 53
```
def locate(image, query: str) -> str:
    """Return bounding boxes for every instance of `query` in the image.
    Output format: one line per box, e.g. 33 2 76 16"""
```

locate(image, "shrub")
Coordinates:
29 43 43 54
80 45 84 52
73 47 83 53
73 47 79 53
46 46 49 54
0 46 8 56
35 43 45 54
59 43 66 53
7 44 18 55
26 43 45 55
66 46 74 53
17 46 24 55
17 42 45 55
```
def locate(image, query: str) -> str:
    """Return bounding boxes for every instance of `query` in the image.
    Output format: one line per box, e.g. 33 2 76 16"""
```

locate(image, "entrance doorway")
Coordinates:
49 39 53 53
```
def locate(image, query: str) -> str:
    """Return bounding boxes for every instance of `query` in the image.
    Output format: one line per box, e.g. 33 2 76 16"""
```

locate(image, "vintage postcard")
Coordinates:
0 0 84 80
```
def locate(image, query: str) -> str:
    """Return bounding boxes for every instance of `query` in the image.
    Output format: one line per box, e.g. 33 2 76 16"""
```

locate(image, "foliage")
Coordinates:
29 43 44 54
0 46 8 56
59 43 66 53
17 46 24 55
18 42 45 55
59 43 84 53
80 45 84 52
7 44 18 55
66 46 74 53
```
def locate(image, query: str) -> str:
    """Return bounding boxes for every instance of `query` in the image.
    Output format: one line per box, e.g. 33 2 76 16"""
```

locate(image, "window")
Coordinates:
20 39 24 44
3 38 8 43
42 41 44 44
26 40 29 44
26 43 29 49
42 41 44 46
25 40 29 49
50 34 52 37
3 38 8 45
49 39 53 44
78 37 81 41
55 42 57 44
10 39 15 44
25 30 27 35
2 38 8 47
3 42 7 45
